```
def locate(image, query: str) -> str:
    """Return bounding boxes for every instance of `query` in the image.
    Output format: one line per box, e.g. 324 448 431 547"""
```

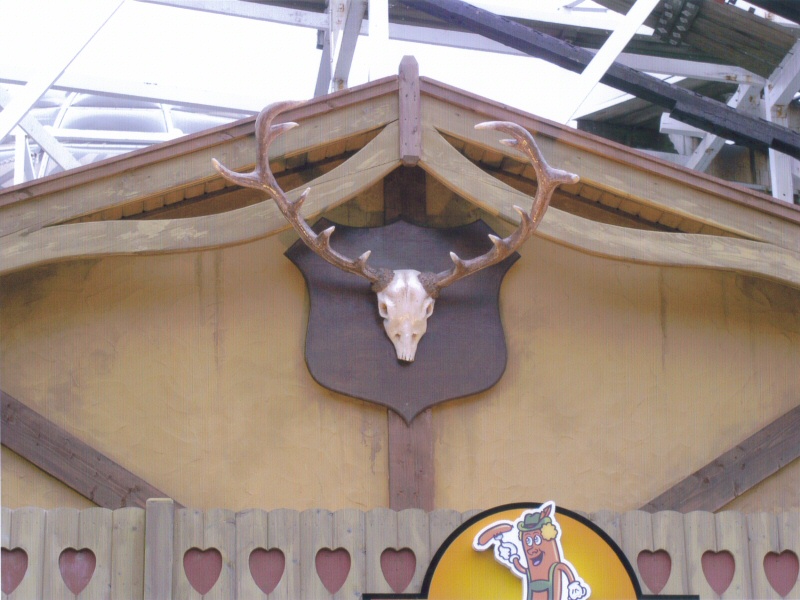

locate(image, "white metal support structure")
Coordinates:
765 38 800 202
13 129 35 186
0 89 81 172
556 0 661 123
0 0 126 142
681 83 762 171
315 0 368 97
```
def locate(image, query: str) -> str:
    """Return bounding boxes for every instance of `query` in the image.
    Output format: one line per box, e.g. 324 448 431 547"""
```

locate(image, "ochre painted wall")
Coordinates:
2 231 799 512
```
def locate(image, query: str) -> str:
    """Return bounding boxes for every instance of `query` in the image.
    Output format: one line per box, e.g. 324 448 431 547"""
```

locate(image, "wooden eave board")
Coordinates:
0 76 400 235
419 78 800 251
2 73 800 290
444 132 731 236
67 128 385 223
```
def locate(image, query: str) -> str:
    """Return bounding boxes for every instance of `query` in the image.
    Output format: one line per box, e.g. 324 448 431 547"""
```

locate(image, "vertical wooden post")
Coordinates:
399 56 421 166
388 410 434 511
144 498 174 600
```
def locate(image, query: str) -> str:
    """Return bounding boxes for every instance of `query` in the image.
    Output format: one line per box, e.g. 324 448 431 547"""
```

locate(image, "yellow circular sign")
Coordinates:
425 504 639 600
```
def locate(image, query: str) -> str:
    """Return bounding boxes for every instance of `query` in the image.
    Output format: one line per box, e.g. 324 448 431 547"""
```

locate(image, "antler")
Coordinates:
424 121 579 294
212 101 392 289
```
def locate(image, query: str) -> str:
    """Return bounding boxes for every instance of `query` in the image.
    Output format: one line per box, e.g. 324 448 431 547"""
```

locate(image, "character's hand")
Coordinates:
496 541 518 564
568 581 588 600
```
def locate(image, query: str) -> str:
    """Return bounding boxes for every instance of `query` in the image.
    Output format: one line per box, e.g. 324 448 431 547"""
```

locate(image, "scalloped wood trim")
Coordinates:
0 94 399 239
419 125 800 291
0 122 401 276
421 95 800 252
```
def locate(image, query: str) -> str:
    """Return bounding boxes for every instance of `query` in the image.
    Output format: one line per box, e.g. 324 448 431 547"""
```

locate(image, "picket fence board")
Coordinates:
111 507 145 600
143 498 173 599
651 510 690 595
778 512 800 598
4 507 46 600
2 504 800 599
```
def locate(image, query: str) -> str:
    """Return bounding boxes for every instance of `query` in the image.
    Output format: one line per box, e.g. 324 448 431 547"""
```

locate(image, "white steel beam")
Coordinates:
0 88 80 171
765 38 800 109
659 114 705 137
45 127 183 144
611 54 764 86
0 0 125 142
316 0 368 96
556 0 661 123
764 39 800 202
138 0 623 31
332 0 368 90
13 130 36 186
137 0 328 28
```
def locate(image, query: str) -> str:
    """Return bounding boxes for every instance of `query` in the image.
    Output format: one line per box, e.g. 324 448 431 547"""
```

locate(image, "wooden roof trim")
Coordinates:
420 125 800 291
642 403 800 513
1 389 182 509
423 95 799 251
0 122 402 276
419 77 800 226
0 92 399 239
0 75 400 211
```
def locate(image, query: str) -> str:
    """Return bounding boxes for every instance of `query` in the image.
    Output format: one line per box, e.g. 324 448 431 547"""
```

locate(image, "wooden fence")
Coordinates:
2 500 798 599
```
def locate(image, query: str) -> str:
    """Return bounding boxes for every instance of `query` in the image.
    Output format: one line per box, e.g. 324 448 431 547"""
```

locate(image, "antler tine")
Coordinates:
212 101 390 287
426 121 579 293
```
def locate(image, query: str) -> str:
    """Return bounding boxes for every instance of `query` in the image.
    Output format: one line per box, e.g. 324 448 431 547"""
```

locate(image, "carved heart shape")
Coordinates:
2 547 28 595
764 551 799 598
183 547 222 596
702 550 735 596
249 548 285 595
59 548 96 595
637 550 671 595
381 548 416 593
315 548 350 594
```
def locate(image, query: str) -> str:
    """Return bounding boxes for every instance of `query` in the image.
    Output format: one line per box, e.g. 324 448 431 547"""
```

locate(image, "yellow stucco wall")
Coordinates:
2 231 799 512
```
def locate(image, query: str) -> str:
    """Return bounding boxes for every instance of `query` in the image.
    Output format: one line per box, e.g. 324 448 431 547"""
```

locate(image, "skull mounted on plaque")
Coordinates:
213 101 578 422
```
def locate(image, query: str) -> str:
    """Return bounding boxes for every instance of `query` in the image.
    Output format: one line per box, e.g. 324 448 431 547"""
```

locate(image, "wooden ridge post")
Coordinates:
388 409 435 511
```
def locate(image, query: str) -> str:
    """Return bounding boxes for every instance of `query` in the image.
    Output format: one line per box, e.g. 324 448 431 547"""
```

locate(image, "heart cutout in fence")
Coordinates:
2 547 28 595
316 548 351 594
764 550 799 598
702 550 735 596
183 547 222 596
249 548 285 595
637 549 671 595
381 548 416 593
59 548 96 595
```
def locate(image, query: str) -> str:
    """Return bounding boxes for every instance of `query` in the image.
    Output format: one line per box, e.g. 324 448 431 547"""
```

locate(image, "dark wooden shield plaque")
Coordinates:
285 219 519 422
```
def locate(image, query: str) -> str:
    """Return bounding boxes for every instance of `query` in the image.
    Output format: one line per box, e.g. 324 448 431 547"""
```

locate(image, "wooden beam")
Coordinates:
403 0 800 160
641 404 800 512
1 390 182 509
388 409 434 511
0 121 402 276
419 124 800 291
0 87 399 237
398 56 422 166
421 95 800 250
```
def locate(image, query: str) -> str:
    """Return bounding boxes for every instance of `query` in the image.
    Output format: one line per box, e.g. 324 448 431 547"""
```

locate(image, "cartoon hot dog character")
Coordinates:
473 503 590 600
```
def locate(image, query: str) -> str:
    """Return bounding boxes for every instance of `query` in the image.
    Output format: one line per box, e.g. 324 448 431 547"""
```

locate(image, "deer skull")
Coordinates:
212 101 578 364
376 270 435 362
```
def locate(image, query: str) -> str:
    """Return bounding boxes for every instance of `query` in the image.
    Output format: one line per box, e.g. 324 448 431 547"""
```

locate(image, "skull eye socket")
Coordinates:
394 333 401 341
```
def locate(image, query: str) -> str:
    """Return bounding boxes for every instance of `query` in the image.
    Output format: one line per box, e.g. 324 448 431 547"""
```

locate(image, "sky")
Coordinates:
0 0 632 124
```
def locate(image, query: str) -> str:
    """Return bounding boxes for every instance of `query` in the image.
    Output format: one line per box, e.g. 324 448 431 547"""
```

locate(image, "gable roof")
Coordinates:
2 68 799 292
